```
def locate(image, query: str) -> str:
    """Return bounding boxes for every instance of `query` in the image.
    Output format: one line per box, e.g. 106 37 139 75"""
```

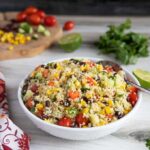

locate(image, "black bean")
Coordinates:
71 122 78 128
79 62 86 66
40 64 45 68
115 111 124 119
82 96 91 104
70 59 80 64
44 66 49 69
64 100 71 107
45 101 50 107
53 63 57 69
34 100 39 106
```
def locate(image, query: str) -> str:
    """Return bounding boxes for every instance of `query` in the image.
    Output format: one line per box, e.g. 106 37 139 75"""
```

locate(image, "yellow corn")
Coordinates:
99 109 105 115
0 31 31 50
108 100 113 107
97 64 103 71
98 120 106 126
82 108 89 114
36 103 44 111
105 106 112 114
47 89 52 95
75 80 80 88
80 99 87 107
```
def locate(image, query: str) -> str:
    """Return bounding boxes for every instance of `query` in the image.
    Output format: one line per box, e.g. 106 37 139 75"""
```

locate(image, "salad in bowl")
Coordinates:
18 58 141 140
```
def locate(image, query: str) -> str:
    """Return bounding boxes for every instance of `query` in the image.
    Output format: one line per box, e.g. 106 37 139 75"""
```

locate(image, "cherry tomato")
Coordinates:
57 117 72 127
30 84 38 93
63 21 75 31
16 12 27 22
0 85 4 95
128 86 138 93
25 6 38 15
44 16 57 26
36 10 46 19
86 77 95 86
104 66 113 72
42 69 49 78
128 92 138 106
76 113 88 127
25 98 34 109
48 81 55 86
28 14 41 25
67 91 80 99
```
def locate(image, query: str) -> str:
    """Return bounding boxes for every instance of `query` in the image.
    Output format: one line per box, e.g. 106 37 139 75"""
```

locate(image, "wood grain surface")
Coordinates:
0 12 63 60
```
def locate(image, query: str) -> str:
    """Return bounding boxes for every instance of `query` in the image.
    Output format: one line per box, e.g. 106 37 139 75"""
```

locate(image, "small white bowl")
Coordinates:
18 57 142 140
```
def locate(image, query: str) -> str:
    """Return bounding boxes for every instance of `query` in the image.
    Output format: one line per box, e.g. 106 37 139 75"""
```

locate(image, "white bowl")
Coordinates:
18 57 142 140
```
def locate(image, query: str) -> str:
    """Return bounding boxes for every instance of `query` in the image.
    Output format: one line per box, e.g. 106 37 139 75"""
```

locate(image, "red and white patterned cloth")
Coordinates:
0 72 30 150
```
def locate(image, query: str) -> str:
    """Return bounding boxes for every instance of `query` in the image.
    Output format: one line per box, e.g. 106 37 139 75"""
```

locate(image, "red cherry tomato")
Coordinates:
76 113 88 127
30 84 38 93
25 6 38 15
28 14 41 25
57 117 72 127
128 92 138 106
44 16 57 26
63 21 75 31
0 85 4 95
16 12 27 22
36 10 46 19
128 86 138 93
104 66 113 72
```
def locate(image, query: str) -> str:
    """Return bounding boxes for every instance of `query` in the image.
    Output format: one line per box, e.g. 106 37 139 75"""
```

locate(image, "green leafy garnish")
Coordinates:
96 19 149 64
146 139 150 150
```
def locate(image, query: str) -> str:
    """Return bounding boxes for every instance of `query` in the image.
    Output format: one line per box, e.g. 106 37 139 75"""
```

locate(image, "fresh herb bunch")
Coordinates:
96 19 149 64
146 139 150 150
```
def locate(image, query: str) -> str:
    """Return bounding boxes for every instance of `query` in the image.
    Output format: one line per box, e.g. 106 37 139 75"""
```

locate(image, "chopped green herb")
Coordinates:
81 87 90 92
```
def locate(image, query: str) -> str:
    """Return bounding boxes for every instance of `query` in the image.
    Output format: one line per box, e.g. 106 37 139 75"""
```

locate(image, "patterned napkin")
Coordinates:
0 72 30 150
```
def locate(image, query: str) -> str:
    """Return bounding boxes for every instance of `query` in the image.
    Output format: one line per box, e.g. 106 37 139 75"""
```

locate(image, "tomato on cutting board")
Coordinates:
17 11 27 22
44 16 57 26
36 10 46 19
27 14 42 25
25 6 38 15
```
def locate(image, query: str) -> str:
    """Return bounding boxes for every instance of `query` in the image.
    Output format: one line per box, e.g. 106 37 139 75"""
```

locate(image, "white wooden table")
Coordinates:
1 16 150 150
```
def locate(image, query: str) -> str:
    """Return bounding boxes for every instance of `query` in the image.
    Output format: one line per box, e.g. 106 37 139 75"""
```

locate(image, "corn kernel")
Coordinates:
47 89 52 95
80 99 87 107
98 120 106 126
82 108 89 114
105 106 112 114
36 103 44 111
97 64 103 71
99 109 105 115
75 80 80 88
108 100 113 107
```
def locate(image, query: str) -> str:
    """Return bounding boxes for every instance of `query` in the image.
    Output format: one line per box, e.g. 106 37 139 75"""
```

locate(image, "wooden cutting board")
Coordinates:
0 12 63 60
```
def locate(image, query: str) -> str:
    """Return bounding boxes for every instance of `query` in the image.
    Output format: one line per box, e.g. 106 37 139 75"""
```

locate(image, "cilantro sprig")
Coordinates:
96 19 149 64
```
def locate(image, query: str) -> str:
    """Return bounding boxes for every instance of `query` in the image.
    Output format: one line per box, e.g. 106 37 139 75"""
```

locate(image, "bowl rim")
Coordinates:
18 57 142 131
